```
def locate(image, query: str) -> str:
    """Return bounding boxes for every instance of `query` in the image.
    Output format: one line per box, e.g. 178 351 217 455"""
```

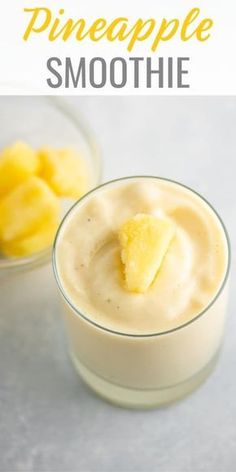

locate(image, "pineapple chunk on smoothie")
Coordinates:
119 214 175 293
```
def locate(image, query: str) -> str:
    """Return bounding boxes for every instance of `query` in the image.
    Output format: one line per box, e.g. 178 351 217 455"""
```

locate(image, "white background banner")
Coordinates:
0 0 235 94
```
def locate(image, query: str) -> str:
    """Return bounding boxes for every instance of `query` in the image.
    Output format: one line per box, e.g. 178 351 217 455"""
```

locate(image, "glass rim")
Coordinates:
53 175 231 339
0 96 102 272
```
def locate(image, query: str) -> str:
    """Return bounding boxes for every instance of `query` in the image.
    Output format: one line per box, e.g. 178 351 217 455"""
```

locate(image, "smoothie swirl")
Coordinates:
56 178 228 334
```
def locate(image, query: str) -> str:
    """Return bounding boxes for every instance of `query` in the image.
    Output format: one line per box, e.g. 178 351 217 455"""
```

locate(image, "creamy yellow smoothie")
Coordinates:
53 177 230 408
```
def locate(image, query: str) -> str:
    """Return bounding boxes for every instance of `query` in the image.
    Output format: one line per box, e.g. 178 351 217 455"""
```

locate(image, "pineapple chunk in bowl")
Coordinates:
0 97 101 272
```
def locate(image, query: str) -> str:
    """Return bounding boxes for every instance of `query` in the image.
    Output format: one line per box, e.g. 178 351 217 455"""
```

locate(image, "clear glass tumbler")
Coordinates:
53 177 230 409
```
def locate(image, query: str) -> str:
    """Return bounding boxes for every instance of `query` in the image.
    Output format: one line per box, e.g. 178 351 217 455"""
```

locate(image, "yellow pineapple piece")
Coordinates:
38 147 88 199
119 213 175 293
0 176 60 242
0 223 58 258
0 141 39 197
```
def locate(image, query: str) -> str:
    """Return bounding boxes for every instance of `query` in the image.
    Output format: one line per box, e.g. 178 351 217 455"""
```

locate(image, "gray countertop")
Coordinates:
0 97 235 472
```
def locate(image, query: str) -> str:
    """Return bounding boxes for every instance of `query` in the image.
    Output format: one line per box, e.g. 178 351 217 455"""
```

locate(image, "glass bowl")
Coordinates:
0 97 102 273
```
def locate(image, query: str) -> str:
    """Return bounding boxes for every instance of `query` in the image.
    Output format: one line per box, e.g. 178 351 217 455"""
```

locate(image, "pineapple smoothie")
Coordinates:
53 177 230 408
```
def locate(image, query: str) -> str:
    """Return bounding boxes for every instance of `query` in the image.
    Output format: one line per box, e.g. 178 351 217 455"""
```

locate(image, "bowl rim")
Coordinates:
0 96 102 272
52 175 231 339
